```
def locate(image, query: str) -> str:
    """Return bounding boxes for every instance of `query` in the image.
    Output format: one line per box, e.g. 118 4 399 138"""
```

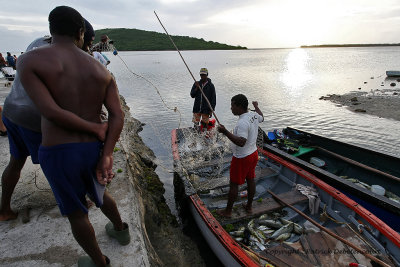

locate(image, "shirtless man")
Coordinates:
0 20 102 222
18 6 129 266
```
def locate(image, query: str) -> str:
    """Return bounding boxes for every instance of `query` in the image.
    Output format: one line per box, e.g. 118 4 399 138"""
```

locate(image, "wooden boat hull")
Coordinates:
263 127 400 231
171 128 400 267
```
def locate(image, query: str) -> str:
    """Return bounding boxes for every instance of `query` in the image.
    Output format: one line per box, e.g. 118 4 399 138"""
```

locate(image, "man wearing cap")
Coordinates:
190 67 216 131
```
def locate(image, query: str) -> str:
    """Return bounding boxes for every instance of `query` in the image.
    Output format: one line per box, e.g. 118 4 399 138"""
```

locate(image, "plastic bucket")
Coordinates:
371 185 385 196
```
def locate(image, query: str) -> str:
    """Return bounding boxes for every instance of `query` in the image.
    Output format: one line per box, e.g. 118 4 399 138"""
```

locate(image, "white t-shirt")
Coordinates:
232 111 264 158
93 51 108 67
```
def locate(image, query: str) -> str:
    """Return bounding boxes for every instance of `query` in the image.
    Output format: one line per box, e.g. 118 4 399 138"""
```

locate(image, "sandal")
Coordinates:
105 222 131 246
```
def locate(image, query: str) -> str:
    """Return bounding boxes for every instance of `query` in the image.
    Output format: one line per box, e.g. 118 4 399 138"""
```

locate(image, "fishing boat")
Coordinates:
171 127 400 267
386 70 400 77
263 127 400 232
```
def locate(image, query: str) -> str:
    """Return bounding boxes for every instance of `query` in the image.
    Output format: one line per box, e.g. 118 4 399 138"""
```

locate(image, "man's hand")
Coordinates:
252 101 259 109
217 124 227 134
96 154 114 185
95 122 108 142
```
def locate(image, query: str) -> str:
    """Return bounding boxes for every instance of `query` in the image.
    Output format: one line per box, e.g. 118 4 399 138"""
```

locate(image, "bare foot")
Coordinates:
242 203 253 214
216 209 232 218
0 210 18 221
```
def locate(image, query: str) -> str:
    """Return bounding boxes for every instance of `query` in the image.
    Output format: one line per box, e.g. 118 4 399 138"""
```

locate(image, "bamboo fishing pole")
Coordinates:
154 11 220 125
267 190 391 267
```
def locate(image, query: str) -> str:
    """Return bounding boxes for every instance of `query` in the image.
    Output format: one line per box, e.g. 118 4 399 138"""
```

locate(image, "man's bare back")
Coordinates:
18 38 116 146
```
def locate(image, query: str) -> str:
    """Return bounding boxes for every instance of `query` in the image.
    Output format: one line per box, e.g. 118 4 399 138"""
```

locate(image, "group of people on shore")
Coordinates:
0 52 18 69
0 6 128 267
0 5 264 267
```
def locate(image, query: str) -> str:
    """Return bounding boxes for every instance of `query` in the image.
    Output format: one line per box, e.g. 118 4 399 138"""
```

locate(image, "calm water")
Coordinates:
107 47 400 215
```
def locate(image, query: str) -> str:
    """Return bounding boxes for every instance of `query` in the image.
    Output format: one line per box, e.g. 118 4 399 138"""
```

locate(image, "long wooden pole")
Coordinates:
267 190 391 267
316 146 400 183
154 11 220 125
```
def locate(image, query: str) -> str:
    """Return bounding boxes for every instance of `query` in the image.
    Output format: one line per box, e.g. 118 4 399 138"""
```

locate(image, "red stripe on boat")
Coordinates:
190 194 260 267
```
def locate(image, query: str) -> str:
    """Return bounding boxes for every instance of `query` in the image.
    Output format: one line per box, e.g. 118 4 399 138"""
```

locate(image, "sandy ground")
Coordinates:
320 88 400 121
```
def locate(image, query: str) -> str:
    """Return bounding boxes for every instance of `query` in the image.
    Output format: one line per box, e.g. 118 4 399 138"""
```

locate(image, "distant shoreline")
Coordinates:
301 44 400 48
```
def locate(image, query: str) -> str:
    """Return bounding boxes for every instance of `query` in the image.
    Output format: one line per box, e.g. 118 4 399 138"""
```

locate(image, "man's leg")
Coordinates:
0 155 27 221
245 178 255 212
100 191 124 231
217 181 238 217
67 210 107 267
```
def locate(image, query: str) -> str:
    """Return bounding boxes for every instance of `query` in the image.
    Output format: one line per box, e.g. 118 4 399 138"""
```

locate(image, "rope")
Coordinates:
115 53 182 128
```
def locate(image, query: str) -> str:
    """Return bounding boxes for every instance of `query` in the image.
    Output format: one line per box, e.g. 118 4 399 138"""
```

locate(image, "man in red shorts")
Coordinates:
217 94 264 217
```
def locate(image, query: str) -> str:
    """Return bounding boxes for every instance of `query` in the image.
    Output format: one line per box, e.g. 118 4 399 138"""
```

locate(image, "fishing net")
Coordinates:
100 40 267 193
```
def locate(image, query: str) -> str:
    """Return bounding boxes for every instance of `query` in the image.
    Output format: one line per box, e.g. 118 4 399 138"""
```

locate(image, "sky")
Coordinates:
1 0 400 52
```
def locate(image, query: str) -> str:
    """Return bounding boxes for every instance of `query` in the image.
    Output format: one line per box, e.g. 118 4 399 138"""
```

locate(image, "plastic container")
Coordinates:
310 157 326 167
371 185 385 196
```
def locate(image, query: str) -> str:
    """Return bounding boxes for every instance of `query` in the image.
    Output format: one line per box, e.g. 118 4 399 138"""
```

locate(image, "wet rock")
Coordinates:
352 102 361 105
350 97 358 102
390 83 396 87
394 92 398 95
354 109 366 113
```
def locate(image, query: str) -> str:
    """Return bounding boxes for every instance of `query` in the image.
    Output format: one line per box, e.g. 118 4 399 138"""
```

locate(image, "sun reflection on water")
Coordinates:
281 48 312 97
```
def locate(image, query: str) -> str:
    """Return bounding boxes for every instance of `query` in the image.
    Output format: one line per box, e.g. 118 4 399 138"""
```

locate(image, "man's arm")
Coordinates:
252 101 264 122
18 55 107 141
96 77 124 184
190 82 200 98
217 124 247 147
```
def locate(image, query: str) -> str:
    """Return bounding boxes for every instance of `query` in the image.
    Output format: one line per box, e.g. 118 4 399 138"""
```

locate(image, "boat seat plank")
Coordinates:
261 243 317 267
194 167 278 192
218 190 308 224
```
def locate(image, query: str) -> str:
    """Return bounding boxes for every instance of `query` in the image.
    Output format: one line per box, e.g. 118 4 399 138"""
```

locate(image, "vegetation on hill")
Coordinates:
94 28 247 51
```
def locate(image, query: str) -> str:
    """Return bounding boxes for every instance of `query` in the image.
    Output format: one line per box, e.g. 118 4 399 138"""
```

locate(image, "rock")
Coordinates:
364 81 367 84
352 102 361 105
358 87 361 90
394 92 398 95
390 83 396 87
350 97 358 102
355 109 366 113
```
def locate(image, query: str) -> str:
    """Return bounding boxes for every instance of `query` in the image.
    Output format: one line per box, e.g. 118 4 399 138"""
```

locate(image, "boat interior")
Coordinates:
173 128 400 266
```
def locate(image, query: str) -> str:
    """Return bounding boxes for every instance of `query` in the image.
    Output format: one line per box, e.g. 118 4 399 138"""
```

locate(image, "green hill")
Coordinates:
94 28 246 51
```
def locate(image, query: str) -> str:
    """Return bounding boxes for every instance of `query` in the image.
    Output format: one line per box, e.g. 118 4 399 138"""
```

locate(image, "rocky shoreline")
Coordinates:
319 88 400 121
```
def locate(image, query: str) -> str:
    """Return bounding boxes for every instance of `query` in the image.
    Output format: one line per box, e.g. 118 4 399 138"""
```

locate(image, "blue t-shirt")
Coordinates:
6 55 15 68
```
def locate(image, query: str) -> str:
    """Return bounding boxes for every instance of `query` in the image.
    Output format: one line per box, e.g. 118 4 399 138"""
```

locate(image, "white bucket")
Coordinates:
310 157 325 167
371 185 385 196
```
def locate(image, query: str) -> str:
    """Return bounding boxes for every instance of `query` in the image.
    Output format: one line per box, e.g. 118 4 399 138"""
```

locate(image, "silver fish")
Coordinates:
234 237 243 242
248 219 255 229
254 241 266 251
258 219 283 229
275 232 291 242
259 214 269 220
257 225 269 231
271 222 294 240
229 231 244 237
280 218 303 235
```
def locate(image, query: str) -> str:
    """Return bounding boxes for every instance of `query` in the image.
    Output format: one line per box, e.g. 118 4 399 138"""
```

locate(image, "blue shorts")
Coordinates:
39 142 105 216
2 115 42 164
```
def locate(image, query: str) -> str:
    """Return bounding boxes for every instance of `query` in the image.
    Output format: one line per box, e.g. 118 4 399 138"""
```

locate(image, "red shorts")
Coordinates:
230 150 258 185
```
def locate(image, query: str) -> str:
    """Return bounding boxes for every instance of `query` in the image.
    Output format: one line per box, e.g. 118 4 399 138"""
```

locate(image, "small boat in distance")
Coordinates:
171 127 400 267
386 70 400 77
